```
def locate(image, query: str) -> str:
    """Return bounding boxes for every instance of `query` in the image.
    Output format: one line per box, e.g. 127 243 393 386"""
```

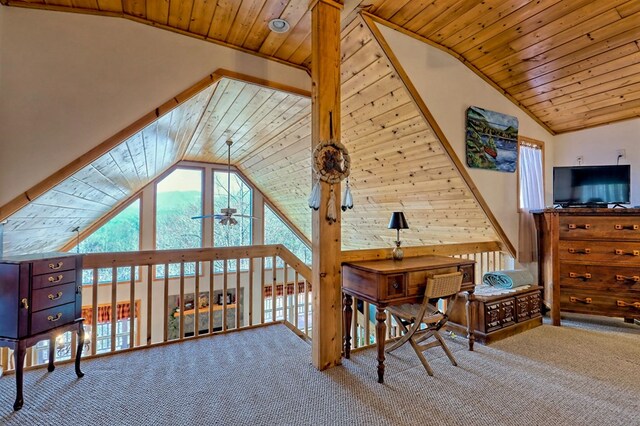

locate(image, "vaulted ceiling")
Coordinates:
0 14 505 257
2 0 639 133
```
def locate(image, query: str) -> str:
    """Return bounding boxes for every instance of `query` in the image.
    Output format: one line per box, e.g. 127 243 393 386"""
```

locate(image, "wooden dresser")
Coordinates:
0 253 85 410
533 208 640 326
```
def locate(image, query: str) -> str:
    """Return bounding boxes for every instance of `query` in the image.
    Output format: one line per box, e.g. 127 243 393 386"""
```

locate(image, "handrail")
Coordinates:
341 241 503 263
83 244 311 282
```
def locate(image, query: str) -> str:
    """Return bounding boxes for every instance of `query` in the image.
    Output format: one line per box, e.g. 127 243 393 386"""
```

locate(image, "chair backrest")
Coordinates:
425 271 463 299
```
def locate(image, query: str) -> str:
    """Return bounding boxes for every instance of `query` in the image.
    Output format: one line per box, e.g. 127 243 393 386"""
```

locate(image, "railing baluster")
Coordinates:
110 266 117 352
236 258 241 329
179 262 185 339
261 258 265 324
283 263 288 323
209 260 214 334
1 347 8 372
272 255 277 322
223 260 228 331
294 271 299 330
129 266 135 349
146 264 152 346
304 279 309 338
194 261 200 337
249 258 254 327
91 268 98 356
364 301 371 347
163 263 169 342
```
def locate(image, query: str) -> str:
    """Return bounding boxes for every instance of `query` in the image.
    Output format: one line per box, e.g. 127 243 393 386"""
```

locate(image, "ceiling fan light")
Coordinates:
268 18 290 33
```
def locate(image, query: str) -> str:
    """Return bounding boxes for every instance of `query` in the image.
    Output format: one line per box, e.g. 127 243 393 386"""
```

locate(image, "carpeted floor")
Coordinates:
0 314 638 425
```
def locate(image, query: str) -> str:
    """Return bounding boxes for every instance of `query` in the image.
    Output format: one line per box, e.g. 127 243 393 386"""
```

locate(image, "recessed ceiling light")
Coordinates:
268 18 290 33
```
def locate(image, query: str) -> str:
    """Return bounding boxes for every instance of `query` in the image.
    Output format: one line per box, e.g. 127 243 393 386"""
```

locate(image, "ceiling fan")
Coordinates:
191 139 258 225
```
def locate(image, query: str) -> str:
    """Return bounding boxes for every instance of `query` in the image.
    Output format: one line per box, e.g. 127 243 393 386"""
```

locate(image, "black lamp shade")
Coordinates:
388 212 409 230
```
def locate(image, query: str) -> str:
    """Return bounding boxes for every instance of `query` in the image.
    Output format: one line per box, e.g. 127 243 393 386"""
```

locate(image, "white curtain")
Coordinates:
518 143 544 262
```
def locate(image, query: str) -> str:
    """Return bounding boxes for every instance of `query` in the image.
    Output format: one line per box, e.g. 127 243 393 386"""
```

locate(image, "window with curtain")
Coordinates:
518 138 545 262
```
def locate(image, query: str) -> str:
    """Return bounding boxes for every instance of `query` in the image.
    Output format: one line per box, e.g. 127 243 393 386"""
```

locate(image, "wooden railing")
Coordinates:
0 245 312 374
341 241 513 351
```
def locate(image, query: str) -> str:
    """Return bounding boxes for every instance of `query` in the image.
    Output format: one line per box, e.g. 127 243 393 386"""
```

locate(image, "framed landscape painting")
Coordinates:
466 106 519 173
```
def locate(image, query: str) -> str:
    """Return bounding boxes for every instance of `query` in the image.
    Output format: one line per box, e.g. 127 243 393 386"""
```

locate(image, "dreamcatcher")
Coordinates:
308 112 353 223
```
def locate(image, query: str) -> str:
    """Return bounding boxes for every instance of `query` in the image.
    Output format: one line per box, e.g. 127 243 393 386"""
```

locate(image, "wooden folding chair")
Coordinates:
386 271 463 376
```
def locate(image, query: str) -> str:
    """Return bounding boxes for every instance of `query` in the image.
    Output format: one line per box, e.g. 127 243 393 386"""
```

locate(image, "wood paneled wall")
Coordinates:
339 17 499 250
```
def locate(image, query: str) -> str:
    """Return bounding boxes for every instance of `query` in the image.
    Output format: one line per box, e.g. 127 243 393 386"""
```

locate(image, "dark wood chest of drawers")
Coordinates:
0 253 84 410
533 209 640 326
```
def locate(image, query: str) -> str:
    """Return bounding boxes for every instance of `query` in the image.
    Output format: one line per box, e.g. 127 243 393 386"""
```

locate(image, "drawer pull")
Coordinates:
570 296 592 304
47 313 63 322
48 261 64 270
568 248 591 254
48 291 63 301
614 224 639 230
615 275 640 282
392 282 399 289
48 274 64 283
20 298 29 310
614 249 640 256
616 300 640 309
568 223 591 230
569 272 591 279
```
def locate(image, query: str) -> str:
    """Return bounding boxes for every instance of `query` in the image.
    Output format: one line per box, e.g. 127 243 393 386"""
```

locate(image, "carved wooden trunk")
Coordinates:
448 286 543 344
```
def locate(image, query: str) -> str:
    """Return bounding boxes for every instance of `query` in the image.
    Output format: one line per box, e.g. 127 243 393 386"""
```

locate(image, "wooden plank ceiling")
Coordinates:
1 15 502 256
2 1 640 133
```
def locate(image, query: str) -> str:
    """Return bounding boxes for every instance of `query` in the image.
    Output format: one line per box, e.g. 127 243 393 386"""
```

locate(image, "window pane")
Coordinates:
68 200 140 284
156 168 203 277
264 204 311 268
213 171 252 252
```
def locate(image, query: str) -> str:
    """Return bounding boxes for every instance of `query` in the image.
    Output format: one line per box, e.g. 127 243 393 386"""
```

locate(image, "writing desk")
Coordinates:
342 255 476 383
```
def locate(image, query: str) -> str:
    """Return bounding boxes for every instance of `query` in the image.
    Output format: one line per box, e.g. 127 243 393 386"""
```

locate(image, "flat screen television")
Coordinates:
553 165 631 207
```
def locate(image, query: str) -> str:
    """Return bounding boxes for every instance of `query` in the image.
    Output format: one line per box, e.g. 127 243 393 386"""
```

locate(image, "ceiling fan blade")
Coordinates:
191 214 226 220
234 215 261 220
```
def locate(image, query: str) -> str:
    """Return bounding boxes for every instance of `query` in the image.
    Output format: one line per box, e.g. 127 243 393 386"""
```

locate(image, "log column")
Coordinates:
310 0 343 370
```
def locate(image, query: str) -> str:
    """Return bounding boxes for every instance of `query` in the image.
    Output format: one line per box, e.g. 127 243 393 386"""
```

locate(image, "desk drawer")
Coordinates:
558 241 640 264
559 216 640 241
407 267 457 297
32 269 76 290
32 282 77 312
31 302 77 335
382 274 405 300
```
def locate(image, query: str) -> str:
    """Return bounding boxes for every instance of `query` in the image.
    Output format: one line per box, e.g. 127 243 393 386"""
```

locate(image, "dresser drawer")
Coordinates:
32 269 77 290
559 263 640 292
559 216 640 241
31 282 77 312
31 302 77 335
32 257 75 276
558 240 640 264
561 289 640 318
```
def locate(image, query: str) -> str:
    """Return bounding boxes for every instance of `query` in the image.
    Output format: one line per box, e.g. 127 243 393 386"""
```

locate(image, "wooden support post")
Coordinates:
310 0 343 371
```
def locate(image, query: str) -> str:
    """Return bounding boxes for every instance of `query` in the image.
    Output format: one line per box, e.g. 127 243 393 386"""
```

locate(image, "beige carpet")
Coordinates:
0 314 638 425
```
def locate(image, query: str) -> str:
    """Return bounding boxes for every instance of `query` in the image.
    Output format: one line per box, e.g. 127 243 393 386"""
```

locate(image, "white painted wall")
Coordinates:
554 118 640 207
377 23 555 253
0 6 310 206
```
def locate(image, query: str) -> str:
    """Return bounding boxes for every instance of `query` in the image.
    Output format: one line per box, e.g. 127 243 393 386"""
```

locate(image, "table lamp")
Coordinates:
388 212 409 261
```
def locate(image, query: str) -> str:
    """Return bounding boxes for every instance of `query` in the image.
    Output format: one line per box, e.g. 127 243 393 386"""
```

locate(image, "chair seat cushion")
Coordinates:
387 303 443 323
